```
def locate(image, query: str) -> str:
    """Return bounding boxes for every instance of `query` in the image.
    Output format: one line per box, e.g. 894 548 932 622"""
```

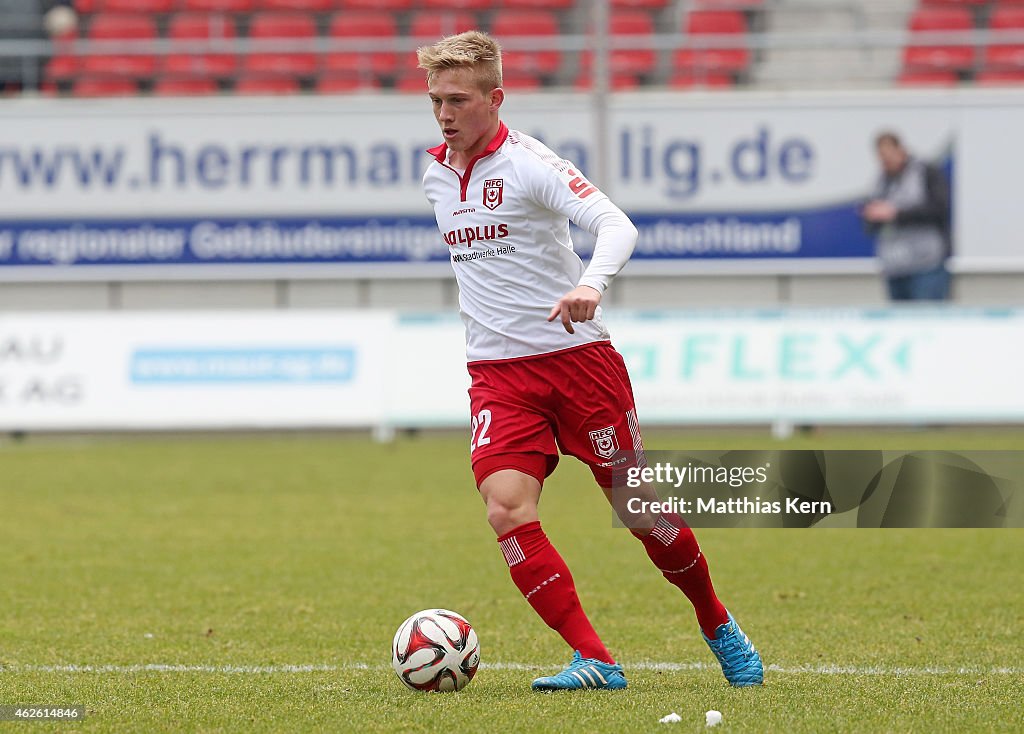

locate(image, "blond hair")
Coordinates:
416 30 503 93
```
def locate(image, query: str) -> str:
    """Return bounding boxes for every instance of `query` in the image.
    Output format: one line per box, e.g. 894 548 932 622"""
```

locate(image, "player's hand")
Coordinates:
547 285 602 335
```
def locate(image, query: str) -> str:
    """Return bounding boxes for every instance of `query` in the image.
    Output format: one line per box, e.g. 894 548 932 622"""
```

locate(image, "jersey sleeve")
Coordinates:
519 152 638 293
575 199 638 294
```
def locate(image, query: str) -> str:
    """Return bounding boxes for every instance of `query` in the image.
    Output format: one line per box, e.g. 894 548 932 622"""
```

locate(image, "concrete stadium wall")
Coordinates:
2 271 1022 312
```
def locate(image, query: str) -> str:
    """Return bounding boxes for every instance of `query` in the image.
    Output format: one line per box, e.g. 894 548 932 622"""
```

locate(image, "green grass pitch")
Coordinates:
1 429 1022 733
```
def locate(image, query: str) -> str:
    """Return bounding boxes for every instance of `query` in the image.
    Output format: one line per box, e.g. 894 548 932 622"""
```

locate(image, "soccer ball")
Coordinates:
391 609 480 692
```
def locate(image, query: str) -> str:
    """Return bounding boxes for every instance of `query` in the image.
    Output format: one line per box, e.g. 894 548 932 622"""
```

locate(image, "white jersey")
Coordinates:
423 123 637 363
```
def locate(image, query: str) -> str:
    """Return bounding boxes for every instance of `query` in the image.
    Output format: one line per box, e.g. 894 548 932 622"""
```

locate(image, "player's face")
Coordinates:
428 68 503 159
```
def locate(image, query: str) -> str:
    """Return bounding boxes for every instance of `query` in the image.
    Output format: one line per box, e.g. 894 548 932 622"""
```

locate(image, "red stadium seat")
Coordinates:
580 11 657 76
46 56 79 82
409 11 478 38
503 0 574 8
984 7 1024 69
234 74 301 94
667 71 735 88
395 73 430 92
164 13 238 78
325 12 398 76
87 0 175 11
897 69 959 86
490 11 561 76
316 73 381 93
182 0 254 10
81 14 159 77
46 31 80 81
256 0 335 10
422 0 493 9
153 75 220 95
244 12 318 76
394 49 424 79
975 68 1024 83
612 0 670 8
673 11 750 74
72 75 138 96
902 8 975 72
500 72 543 89
691 0 763 8
341 0 412 8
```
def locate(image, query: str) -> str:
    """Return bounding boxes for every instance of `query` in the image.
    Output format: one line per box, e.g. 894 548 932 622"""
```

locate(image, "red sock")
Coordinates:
497 521 614 664
633 513 729 638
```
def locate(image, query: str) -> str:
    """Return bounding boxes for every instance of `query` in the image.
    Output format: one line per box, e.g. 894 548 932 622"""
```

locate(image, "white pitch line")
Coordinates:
0 662 1019 676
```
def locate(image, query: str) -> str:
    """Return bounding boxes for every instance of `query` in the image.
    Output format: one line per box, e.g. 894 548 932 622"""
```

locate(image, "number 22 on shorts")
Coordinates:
470 409 492 452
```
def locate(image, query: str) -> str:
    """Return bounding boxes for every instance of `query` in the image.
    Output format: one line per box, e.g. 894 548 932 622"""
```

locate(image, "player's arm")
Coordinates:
546 197 638 334
520 149 638 332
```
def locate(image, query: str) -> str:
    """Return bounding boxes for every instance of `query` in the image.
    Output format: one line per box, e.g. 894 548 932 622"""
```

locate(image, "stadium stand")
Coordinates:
243 12 318 77
976 66 1024 81
897 68 960 84
234 71 300 92
606 10 658 74
342 0 412 9
88 0 175 11
673 10 751 80
984 5 1024 69
80 13 159 78
163 12 238 79
422 0 493 9
153 72 219 93
316 70 380 91
259 0 336 10
324 11 398 78
613 0 670 8
902 6 976 73
180 0 254 11
1 0 1019 96
71 73 137 95
489 10 563 78
408 10 478 38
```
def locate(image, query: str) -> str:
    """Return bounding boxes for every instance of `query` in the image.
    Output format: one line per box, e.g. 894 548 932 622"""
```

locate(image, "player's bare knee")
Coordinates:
480 473 540 535
485 495 533 535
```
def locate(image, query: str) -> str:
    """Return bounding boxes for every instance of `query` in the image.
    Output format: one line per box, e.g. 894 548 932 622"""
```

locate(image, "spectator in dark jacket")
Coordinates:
862 131 952 301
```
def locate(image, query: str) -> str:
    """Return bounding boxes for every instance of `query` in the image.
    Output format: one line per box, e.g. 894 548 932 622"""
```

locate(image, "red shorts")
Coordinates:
467 341 647 489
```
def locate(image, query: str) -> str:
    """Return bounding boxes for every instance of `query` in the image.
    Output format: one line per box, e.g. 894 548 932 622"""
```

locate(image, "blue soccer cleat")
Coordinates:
702 611 764 687
531 651 628 691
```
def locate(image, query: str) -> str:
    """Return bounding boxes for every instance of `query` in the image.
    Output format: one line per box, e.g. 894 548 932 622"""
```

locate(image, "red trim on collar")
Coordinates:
426 141 447 162
427 122 510 201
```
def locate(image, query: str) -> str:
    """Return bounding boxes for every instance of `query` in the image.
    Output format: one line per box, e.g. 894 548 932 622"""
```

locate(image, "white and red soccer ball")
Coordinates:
391 609 480 692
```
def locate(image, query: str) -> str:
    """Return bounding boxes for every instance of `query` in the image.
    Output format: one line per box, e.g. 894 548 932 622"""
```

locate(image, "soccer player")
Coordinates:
417 31 763 691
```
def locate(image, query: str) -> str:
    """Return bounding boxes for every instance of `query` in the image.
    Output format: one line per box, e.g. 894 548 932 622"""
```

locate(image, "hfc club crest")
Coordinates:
589 426 619 459
483 178 503 210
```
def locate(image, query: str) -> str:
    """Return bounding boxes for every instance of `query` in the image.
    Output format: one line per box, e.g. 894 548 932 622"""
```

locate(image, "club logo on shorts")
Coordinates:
483 178 503 210
589 426 619 459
